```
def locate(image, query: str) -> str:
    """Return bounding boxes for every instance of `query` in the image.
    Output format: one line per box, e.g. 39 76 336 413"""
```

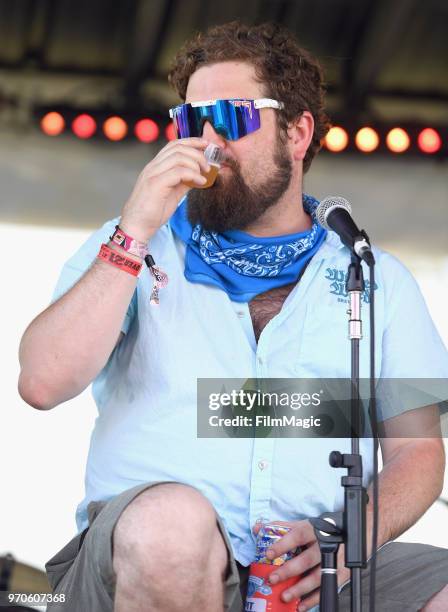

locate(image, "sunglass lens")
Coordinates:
172 100 261 140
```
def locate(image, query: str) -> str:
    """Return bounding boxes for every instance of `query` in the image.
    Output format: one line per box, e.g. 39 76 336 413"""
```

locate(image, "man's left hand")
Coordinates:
252 520 350 611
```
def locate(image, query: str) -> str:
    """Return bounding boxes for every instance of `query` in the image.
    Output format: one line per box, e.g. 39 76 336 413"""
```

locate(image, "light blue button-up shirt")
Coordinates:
52 217 448 568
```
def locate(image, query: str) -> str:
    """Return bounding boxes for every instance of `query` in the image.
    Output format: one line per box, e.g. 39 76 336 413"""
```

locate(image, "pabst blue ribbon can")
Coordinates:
245 523 301 612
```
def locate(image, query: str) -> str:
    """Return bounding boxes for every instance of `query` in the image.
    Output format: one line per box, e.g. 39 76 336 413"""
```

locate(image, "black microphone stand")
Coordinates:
310 254 368 612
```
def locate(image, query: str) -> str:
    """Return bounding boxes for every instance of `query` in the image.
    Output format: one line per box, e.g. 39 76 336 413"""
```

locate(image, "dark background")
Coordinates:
1 0 447 120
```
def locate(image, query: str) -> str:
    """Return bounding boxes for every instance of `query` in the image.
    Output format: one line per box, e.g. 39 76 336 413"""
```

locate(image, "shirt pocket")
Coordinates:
297 296 353 378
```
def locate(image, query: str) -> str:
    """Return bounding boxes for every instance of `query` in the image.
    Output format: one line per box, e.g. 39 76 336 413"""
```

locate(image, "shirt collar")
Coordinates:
315 230 346 259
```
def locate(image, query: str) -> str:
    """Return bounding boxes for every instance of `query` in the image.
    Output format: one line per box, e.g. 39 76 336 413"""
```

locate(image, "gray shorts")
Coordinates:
45 482 448 612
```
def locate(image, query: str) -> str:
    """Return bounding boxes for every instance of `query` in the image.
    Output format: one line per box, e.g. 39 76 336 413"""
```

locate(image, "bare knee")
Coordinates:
422 584 448 611
113 483 228 582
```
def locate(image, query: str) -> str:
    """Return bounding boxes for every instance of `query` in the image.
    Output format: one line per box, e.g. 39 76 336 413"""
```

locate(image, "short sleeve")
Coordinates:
51 217 137 335
380 253 448 379
376 253 448 422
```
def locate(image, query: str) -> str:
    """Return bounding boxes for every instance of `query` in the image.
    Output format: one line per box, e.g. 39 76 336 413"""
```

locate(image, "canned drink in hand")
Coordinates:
245 523 302 611
255 524 301 565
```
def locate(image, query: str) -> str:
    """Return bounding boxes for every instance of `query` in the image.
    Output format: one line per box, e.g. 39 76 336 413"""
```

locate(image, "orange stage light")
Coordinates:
417 128 442 154
324 126 348 152
355 127 379 153
41 112 65 136
103 116 128 141
386 128 410 153
72 114 97 139
165 122 176 141
135 119 159 143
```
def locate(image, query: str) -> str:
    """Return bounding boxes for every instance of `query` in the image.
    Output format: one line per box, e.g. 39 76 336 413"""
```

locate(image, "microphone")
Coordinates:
316 196 375 265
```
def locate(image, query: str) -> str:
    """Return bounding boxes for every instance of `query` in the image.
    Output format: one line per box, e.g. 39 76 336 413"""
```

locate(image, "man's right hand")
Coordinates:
119 137 210 242
18 138 211 410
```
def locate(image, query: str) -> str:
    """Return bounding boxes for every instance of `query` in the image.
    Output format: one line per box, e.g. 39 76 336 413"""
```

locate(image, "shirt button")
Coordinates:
237 311 245 318
257 357 263 365
258 460 269 471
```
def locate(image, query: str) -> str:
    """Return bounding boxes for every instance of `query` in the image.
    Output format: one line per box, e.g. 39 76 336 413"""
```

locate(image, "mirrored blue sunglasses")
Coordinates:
168 98 283 141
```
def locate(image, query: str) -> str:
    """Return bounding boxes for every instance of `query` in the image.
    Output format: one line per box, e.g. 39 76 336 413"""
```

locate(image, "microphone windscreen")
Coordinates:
316 196 352 229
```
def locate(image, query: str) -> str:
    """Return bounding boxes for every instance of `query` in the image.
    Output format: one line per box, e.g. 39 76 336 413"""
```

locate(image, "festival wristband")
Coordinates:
110 225 148 259
97 244 142 276
144 253 169 306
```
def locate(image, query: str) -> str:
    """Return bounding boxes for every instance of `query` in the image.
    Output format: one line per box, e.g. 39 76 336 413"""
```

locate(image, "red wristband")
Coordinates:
97 244 142 276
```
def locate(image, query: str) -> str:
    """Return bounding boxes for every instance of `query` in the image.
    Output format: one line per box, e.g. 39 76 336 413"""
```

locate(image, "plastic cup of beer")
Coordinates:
184 143 223 189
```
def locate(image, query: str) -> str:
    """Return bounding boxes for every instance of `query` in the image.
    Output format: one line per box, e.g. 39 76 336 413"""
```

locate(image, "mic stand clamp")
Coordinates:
310 513 344 612
311 450 368 612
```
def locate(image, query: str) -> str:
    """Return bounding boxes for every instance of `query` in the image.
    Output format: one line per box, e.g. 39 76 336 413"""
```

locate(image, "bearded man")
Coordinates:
18 21 448 612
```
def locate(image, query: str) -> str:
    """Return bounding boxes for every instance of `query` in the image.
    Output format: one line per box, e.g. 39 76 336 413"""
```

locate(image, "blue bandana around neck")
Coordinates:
170 193 327 302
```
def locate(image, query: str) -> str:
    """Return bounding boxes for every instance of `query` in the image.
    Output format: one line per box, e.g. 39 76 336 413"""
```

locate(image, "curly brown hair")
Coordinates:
168 21 330 173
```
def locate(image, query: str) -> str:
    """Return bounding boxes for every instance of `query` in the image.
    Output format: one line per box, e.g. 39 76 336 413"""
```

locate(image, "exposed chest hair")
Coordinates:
248 282 296 342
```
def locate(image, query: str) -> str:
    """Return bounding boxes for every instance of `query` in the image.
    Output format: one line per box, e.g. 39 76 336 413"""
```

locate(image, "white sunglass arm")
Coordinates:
254 98 284 110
